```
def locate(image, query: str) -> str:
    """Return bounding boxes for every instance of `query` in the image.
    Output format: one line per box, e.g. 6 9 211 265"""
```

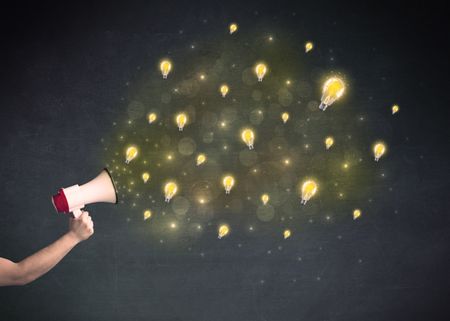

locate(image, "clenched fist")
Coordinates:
68 211 94 242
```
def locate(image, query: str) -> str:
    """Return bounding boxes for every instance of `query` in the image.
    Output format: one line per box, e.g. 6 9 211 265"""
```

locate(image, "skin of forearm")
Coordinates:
15 232 81 285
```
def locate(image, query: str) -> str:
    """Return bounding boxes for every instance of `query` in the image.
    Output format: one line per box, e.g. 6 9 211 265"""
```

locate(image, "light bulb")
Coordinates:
283 229 291 239
220 84 229 97
305 42 314 53
325 136 334 150
125 146 138 164
241 128 255 150
143 210 152 220
392 104 399 114
223 175 235 194
229 23 238 34
142 172 150 183
300 180 318 205
176 113 188 131
164 181 178 202
373 142 386 161
255 63 267 82
319 77 346 111
148 113 157 124
353 209 361 220
261 193 269 205
196 153 206 166
281 112 289 123
218 224 230 239
160 60 172 79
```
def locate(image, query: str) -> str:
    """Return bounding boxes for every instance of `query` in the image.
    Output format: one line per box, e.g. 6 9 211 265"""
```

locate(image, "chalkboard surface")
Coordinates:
0 2 449 321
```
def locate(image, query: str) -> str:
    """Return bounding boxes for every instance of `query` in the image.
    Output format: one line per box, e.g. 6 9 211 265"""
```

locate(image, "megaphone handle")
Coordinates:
72 208 83 218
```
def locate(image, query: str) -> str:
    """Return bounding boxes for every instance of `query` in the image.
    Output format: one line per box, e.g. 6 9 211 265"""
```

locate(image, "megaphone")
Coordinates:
52 168 118 218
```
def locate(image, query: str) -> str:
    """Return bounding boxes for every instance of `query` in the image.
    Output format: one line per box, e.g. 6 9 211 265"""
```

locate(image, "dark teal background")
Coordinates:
0 1 448 320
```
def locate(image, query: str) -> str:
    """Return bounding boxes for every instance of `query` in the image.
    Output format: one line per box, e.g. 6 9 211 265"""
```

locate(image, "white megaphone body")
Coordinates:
52 168 118 218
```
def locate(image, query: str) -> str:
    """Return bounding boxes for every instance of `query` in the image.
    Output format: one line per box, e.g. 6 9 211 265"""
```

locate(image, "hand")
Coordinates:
68 211 94 242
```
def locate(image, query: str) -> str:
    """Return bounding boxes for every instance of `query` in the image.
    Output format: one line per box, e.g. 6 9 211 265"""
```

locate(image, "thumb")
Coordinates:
77 211 89 219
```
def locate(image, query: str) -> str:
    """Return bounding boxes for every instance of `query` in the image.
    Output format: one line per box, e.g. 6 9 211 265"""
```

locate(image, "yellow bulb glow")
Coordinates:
125 146 138 164
353 209 361 220
176 113 188 131
143 210 152 220
223 175 235 194
261 194 269 205
218 224 230 239
229 23 238 34
325 136 334 150
300 180 318 205
196 153 206 166
164 181 178 202
241 128 255 150
142 172 150 183
392 104 399 114
373 142 386 161
283 229 291 239
160 60 172 79
281 112 289 123
305 42 314 53
220 84 229 97
147 113 157 124
255 63 267 82
319 77 346 111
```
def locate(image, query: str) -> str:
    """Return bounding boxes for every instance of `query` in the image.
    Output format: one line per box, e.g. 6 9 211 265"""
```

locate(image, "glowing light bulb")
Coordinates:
261 194 269 205
392 104 399 114
220 84 229 97
305 42 314 53
160 60 172 79
229 23 238 34
373 142 386 162
223 175 235 194
325 136 334 150
143 210 152 220
319 77 346 111
281 112 289 123
241 128 255 150
142 172 150 183
147 113 157 124
283 229 291 239
176 113 188 131
255 63 267 82
125 146 138 164
164 181 178 202
196 153 206 166
300 180 318 205
353 209 361 220
218 224 230 239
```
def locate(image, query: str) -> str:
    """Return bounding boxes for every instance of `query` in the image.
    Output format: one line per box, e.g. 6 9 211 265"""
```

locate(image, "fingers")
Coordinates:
68 210 94 241
77 211 93 222
81 211 94 235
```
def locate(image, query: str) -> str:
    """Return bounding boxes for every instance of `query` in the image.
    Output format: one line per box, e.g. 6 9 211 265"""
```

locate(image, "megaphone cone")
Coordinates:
52 168 118 217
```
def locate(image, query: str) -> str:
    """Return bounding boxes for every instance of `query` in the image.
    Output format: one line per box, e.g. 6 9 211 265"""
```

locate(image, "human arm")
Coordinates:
0 211 94 286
